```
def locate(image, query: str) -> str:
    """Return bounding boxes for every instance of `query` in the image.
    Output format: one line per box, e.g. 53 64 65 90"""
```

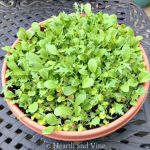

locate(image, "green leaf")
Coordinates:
130 100 137 106
4 90 15 99
128 79 138 87
79 66 88 75
17 27 27 40
82 101 92 111
38 39 46 48
39 69 48 79
120 83 129 92
84 3 91 14
26 52 42 64
31 22 40 32
47 95 54 101
121 44 130 61
26 52 43 71
98 48 106 58
44 80 57 89
71 78 80 86
54 106 72 117
46 44 58 55
138 71 150 83
27 31 35 39
28 102 38 113
75 91 86 105
90 117 100 126
21 41 29 51
44 113 58 125
63 86 77 96
57 96 66 102
135 36 143 42
109 107 115 115
37 81 44 89
82 77 94 88
2 46 14 53
136 86 145 96
28 91 36 96
78 124 84 131
114 103 124 115
99 113 106 119
74 105 81 116
74 2 79 12
42 126 55 134
88 58 97 73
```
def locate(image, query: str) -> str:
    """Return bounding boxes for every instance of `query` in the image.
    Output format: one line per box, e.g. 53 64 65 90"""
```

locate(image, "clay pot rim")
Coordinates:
1 20 150 141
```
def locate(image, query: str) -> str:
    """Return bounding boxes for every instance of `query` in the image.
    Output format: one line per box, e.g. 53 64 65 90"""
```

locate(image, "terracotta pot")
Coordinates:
1 21 150 141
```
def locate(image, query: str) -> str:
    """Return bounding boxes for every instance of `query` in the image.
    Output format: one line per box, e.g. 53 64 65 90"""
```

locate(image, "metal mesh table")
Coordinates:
0 0 150 150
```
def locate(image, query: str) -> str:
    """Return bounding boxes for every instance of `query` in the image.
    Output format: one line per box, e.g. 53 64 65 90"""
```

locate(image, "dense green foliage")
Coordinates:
2 4 150 134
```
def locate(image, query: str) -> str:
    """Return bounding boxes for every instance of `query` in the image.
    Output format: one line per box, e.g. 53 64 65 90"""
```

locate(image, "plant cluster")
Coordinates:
2 4 150 134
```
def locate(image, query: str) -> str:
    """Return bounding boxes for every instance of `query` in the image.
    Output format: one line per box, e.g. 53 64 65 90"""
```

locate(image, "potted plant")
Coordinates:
134 0 150 8
1 3 150 141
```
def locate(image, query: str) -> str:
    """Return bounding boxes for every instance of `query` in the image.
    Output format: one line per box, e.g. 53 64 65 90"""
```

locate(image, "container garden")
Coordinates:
134 0 150 8
1 4 150 141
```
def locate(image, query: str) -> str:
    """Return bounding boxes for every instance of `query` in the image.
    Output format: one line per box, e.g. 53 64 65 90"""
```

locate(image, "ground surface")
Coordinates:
145 5 150 19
